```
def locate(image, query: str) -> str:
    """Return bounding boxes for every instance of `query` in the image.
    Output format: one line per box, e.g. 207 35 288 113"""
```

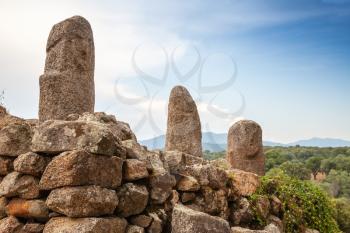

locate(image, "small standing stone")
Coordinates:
39 16 95 121
226 120 265 175
165 86 202 157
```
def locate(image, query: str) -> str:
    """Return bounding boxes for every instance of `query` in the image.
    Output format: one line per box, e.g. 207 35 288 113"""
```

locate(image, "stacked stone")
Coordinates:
0 110 47 232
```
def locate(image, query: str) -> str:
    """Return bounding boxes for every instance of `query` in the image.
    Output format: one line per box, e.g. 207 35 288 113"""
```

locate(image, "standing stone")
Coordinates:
165 86 202 157
39 15 95 121
227 120 265 176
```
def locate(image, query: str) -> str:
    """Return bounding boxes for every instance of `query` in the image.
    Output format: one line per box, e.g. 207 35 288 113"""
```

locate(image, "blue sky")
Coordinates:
0 0 349 142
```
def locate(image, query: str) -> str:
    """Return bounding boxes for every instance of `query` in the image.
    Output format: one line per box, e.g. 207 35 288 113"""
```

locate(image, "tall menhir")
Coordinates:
227 120 265 175
39 16 95 121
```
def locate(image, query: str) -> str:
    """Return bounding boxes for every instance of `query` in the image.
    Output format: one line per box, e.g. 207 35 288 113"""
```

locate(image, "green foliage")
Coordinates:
257 171 340 233
306 156 323 178
321 155 350 174
203 150 225 160
333 198 350 233
321 169 350 198
279 160 311 180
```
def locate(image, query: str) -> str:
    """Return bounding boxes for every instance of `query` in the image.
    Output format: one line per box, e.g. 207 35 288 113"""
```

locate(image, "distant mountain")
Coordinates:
140 133 350 152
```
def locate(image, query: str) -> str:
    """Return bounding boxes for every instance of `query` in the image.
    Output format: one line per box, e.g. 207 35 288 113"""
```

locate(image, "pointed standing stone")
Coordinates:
39 16 95 121
226 120 265 175
165 86 202 157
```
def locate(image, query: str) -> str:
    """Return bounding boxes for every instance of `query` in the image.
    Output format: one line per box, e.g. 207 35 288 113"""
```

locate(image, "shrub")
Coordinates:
333 198 350 233
256 171 340 233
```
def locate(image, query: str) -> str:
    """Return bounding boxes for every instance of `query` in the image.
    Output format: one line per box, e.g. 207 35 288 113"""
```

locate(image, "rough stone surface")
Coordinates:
147 212 163 233
39 16 95 121
0 122 32 157
171 204 231 233
74 112 137 141
165 86 202 157
116 183 148 217
0 156 13 175
6 198 49 221
43 217 127 233
230 198 253 225
14 152 49 177
19 223 45 233
177 176 200 191
40 150 123 190
0 172 40 199
124 159 149 181
127 225 145 233
0 216 23 233
46 185 118 217
130 215 153 228
231 224 281 233
0 197 7 219
149 172 176 204
226 169 261 196
194 187 229 219
227 120 265 175
31 120 122 156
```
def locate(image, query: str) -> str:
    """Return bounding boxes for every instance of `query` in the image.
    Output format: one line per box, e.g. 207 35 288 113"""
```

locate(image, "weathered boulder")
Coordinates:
6 198 49 221
31 120 123 156
164 150 206 174
14 152 49 177
0 122 32 157
19 223 45 233
74 112 137 141
0 197 7 219
165 86 202 157
147 212 163 233
171 204 231 233
231 224 281 233
177 175 200 191
46 185 118 217
40 150 123 190
116 183 148 217
183 164 227 190
194 186 229 219
124 159 149 181
149 172 176 204
43 217 127 233
227 120 265 175
39 16 95 121
226 169 260 196
0 172 40 199
130 215 153 228
0 156 13 175
127 225 145 233
230 198 253 225
0 216 23 233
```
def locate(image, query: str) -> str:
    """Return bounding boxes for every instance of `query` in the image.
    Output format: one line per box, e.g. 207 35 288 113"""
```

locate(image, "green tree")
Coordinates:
306 156 323 179
279 160 311 180
322 170 350 198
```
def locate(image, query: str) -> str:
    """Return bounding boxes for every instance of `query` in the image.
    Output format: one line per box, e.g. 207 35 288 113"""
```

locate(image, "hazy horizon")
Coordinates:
1 0 349 143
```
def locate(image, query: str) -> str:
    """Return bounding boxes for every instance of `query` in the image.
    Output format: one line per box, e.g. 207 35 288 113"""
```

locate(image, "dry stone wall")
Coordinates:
0 15 308 233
